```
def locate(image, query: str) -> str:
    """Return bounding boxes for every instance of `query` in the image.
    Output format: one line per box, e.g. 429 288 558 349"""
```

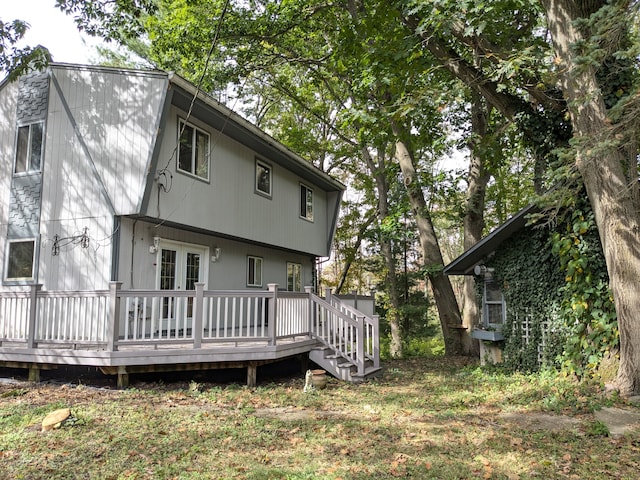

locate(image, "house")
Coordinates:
0 63 380 386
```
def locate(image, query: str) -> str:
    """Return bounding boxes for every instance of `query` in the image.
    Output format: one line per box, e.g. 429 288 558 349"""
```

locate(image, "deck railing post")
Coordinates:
193 283 204 349
27 284 42 349
304 286 314 335
267 283 278 345
372 315 380 368
357 314 365 376
107 282 122 352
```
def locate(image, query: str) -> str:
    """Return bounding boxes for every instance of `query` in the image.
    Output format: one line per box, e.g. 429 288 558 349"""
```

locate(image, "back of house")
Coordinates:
0 64 344 295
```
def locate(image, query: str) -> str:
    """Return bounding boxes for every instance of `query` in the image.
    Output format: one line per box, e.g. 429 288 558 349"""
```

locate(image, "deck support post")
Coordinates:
107 282 123 352
247 361 257 387
267 284 279 346
28 364 40 383
117 366 129 389
27 284 42 349
193 283 204 349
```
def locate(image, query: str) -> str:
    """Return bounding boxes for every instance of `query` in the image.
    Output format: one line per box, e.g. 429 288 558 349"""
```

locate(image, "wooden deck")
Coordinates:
0 284 380 386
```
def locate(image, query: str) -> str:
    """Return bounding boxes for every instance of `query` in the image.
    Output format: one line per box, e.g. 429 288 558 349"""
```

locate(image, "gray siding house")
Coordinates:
0 64 379 385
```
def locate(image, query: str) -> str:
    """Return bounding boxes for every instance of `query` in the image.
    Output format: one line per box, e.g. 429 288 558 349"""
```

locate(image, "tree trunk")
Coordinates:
390 123 465 355
542 0 640 394
363 147 404 358
461 95 491 356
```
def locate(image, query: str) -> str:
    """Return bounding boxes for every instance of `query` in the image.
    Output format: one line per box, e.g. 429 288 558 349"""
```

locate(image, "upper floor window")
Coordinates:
247 255 263 287
287 262 302 292
255 159 272 197
6 239 35 282
178 119 210 181
300 183 314 221
15 123 43 174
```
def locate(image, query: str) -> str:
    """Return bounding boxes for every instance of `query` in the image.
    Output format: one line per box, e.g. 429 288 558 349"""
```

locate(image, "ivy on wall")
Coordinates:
550 206 618 377
484 197 617 375
487 225 566 372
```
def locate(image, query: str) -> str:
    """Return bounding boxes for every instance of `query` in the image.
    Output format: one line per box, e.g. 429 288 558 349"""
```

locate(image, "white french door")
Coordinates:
156 240 208 334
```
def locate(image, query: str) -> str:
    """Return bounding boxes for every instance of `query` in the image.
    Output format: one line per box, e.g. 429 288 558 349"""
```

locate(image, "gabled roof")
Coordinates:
443 204 537 275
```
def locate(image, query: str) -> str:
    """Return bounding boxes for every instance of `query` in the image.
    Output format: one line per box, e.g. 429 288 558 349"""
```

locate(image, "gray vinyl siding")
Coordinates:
117 218 314 291
33 66 166 290
0 80 19 285
149 107 331 257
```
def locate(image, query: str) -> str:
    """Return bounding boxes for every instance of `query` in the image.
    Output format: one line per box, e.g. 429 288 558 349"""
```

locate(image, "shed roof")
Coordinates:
443 204 537 275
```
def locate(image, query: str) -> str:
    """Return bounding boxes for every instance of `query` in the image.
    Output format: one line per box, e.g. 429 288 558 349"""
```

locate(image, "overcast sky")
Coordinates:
3 0 102 65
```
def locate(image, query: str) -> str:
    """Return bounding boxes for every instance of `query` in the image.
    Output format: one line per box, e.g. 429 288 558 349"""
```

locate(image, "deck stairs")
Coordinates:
307 291 382 383
309 345 382 382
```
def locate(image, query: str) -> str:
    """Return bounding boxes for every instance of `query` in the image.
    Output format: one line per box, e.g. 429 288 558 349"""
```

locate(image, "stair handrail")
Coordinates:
308 291 379 376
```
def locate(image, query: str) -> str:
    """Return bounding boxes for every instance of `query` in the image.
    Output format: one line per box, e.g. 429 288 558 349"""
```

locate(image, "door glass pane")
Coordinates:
185 252 201 317
160 249 177 318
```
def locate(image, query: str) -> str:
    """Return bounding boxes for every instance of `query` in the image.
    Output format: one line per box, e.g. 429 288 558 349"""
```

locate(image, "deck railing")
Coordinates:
0 283 376 357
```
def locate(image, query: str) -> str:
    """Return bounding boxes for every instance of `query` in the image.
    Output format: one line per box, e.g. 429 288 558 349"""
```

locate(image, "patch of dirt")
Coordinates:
253 407 345 421
498 412 583 432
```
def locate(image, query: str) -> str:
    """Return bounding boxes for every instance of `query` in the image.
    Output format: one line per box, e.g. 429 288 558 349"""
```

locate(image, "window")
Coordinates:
255 159 272 197
287 262 302 292
178 119 210 181
247 256 263 287
15 123 43 174
6 239 35 281
300 184 313 221
483 279 505 328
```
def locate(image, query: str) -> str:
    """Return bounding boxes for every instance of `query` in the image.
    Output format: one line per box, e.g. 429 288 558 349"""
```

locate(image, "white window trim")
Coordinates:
299 183 314 222
247 255 263 287
5 238 37 283
177 118 211 182
255 158 272 198
482 278 506 330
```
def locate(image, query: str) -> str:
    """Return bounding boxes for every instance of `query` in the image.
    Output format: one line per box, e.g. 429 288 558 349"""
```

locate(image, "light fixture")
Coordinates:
473 265 495 276
211 247 221 262
149 236 160 254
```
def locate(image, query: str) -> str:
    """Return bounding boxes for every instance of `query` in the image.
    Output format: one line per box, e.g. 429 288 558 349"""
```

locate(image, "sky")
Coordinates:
3 0 103 65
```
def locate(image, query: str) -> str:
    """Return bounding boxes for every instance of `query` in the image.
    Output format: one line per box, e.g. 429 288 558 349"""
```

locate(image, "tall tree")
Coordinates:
540 0 640 395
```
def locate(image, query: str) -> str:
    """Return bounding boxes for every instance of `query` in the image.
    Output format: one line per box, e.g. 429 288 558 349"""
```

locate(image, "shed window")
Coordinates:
178 119 210 181
15 123 43 174
6 239 35 281
247 256 263 287
483 279 505 328
300 184 313 221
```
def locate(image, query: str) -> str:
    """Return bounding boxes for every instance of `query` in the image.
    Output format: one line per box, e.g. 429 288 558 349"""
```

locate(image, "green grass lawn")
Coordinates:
1 358 638 479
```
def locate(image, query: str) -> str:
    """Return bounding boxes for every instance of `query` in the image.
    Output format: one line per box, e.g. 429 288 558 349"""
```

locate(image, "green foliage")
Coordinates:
488 224 566 372
550 204 618 377
487 197 617 377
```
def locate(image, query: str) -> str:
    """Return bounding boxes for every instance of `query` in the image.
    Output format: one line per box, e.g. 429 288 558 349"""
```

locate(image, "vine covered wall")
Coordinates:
484 199 617 375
